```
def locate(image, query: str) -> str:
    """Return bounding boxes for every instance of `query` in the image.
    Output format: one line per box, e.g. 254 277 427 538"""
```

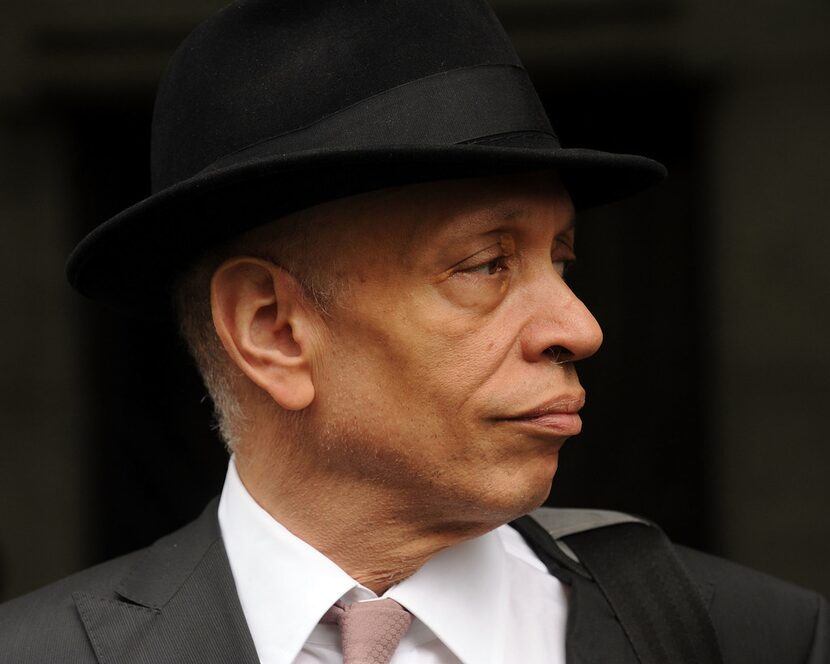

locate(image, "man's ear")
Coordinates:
210 257 318 411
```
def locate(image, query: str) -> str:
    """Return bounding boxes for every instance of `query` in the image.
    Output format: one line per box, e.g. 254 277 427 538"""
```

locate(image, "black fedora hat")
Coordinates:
66 0 666 318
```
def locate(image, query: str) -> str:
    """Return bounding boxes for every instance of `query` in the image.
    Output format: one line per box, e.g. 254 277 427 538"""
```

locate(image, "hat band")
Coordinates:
199 64 558 176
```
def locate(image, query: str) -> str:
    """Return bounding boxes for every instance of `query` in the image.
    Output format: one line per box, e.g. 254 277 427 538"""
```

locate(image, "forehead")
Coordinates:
318 171 575 254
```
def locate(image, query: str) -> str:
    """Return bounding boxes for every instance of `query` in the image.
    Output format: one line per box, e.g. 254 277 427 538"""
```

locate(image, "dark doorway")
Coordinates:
532 72 712 550
65 96 228 564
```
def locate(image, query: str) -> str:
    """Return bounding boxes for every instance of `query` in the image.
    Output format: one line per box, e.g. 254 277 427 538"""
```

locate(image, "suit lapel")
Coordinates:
74 499 259 664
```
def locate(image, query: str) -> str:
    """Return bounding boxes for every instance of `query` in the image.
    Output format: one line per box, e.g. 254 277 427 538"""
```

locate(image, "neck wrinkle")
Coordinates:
233 450 496 593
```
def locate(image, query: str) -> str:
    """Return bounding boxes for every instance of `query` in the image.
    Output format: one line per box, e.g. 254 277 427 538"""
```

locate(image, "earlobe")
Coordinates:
210 257 317 411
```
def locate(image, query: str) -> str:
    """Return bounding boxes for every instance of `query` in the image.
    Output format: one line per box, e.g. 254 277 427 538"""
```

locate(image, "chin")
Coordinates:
479 456 559 523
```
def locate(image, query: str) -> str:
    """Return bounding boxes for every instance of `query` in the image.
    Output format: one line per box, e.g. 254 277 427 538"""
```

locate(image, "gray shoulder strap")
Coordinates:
530 507 649 563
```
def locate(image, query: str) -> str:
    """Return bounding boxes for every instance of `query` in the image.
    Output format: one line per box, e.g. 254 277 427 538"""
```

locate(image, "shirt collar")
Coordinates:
218 459 357 663
388 526 509 664
218 458 510 664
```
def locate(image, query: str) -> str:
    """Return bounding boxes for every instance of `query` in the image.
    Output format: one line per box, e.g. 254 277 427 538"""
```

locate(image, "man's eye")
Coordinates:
464 257 506 275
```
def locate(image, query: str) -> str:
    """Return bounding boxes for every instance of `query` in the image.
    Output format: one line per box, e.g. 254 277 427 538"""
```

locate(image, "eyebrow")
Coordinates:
494 206 524 223
490 205 576 233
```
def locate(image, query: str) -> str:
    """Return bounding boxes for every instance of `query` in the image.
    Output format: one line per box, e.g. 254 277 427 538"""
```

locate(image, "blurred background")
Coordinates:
1 0 828 602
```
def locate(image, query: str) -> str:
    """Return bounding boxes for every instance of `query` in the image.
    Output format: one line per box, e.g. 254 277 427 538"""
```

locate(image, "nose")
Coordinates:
520 272 603 364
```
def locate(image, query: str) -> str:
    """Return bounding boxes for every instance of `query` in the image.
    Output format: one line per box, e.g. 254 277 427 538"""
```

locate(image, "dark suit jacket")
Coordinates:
1 499 827 664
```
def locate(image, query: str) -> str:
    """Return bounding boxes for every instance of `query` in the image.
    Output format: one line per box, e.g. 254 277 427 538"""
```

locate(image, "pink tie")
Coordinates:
322 598 413 664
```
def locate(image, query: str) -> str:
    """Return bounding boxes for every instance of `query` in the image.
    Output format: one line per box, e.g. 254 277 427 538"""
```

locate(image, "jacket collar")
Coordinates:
509 514 716 664
509 515 641 664
74 499 259 664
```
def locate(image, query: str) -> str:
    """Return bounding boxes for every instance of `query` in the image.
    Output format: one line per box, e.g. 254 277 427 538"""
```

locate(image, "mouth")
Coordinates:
501 393 586 437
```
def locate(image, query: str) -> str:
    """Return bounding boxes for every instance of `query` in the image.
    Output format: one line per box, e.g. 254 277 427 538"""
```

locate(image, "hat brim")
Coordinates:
66 142 666 319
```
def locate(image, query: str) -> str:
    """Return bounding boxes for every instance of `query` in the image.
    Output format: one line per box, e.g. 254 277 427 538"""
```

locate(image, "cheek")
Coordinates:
322 287 521 419
407 325 519 419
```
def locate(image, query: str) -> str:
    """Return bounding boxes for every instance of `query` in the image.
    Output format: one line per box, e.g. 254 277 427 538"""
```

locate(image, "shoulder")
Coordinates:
0 499 222 663
0 548 148 663
675 545 828 663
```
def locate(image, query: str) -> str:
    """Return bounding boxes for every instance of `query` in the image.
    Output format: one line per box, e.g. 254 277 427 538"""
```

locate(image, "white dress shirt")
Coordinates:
218 459 568 664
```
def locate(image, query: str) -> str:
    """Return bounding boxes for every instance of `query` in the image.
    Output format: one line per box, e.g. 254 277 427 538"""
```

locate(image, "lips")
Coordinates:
512 412 583 436
502 393 586 436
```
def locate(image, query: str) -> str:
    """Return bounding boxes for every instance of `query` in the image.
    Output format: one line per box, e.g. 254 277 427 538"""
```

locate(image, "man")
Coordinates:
1 1 826 663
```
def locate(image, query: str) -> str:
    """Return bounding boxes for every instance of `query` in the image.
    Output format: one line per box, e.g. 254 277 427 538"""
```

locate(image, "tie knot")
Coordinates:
323 598 413 664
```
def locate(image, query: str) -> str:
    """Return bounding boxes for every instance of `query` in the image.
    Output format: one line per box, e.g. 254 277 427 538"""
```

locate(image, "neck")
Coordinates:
233 447 491 594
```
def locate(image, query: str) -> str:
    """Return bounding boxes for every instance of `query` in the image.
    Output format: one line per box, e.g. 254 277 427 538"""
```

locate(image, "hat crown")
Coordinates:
151 0 524 192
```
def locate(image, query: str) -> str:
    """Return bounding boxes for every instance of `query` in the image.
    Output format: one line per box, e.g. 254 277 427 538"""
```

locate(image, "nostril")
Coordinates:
544 345 572 364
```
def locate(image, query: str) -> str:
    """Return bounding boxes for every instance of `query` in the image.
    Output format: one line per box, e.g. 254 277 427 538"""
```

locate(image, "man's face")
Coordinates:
304 172 603 524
